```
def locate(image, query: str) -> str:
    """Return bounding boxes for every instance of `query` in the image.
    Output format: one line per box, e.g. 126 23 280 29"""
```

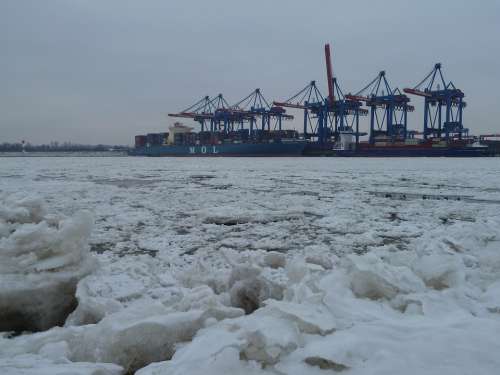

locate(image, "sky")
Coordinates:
1 0 500 145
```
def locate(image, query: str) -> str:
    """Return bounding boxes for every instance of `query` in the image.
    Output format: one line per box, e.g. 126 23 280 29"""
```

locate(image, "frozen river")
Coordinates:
1 156 500 374
3 157 500 258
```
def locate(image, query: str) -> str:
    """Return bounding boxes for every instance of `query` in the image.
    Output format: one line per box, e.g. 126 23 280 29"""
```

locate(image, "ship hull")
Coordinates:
303 142 488 157
129 142 306 157
330 147 488 157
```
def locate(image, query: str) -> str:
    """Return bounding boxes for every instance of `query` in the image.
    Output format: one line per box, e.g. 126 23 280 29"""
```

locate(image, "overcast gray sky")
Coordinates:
2 0 499 145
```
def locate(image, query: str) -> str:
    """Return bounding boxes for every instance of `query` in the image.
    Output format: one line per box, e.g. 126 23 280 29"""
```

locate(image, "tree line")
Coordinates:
0 142 129 152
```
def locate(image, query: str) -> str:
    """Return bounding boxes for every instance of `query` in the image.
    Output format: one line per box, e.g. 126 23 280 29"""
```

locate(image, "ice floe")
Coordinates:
1 158 500 374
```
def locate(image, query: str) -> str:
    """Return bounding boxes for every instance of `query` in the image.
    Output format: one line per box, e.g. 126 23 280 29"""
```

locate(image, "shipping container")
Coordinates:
173 133 185 145
159 132 169 145
135 135 147 148
146 133 163 145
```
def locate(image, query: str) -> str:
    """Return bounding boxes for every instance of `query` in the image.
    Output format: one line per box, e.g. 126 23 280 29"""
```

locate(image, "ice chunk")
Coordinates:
279 314 500 375
319 270 402 327
237 315 301 365
261 251 286 269
0 195 46 225
0 210 94 274
137 347 270 375
177 260 230 294
482 280 500 314
0 297 244 374
305 254 334 270
0 354 123 375
0 218 9 238
413 253 465 290
286 258 309 284
65 276 123 326
196 205 302 225
70 301 206 373
228 266 283 314
0 195 97 332
138 314 300 374
38 340 71 362
228 265 262 287
174 285 244 320
347 253 425 300
70 296 245 373
230 278 270 314
262 299 336 335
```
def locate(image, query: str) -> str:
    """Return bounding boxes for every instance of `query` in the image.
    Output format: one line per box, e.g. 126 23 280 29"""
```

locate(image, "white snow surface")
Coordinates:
1 157 500 374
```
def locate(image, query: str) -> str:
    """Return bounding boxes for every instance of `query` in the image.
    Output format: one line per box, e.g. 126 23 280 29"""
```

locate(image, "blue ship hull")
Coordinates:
129 142 306 157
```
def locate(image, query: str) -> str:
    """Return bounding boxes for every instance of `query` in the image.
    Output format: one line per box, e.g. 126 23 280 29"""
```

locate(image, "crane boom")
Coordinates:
272 101 308 110
168 113 196 118
345 94 369 102
168 112 212 119
325 44 334 104
403 88 432 98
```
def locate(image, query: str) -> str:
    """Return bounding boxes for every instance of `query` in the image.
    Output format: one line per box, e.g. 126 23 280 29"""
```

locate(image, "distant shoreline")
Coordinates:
0 151 128 157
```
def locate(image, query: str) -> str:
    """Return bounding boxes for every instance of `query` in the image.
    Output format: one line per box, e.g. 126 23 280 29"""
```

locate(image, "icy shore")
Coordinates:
1 157 500 374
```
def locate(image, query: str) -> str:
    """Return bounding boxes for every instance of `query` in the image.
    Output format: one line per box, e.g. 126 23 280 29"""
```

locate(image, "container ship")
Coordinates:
332 137 487 157
130 44 495 158
130 123 306 157
303 133 488 157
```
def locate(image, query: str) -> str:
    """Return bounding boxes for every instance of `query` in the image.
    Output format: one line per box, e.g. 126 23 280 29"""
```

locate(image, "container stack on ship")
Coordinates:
130 44 491 157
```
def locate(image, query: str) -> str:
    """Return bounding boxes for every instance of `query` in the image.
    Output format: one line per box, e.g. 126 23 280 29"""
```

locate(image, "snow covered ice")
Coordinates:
0 194 96 332
1 157 500 374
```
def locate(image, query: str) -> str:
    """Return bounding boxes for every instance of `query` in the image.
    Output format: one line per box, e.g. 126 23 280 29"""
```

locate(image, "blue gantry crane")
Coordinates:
325 76 368 146
346 71 415 144
168 95 213 130
273 80 325 140
231 88 293 137
322 44 367 147
404 63 467 140
168 94 231 132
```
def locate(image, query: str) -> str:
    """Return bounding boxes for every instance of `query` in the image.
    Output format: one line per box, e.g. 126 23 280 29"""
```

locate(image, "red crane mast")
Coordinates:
325 44 335 105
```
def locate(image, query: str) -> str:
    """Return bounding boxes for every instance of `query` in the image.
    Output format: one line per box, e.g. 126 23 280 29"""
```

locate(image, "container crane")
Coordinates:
346 71 415 144
326 76 367 145
168 95 214 131
232 89 293 137
323 43 367 146
274 80 325 140
169 94 232 133
404 64 467 140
